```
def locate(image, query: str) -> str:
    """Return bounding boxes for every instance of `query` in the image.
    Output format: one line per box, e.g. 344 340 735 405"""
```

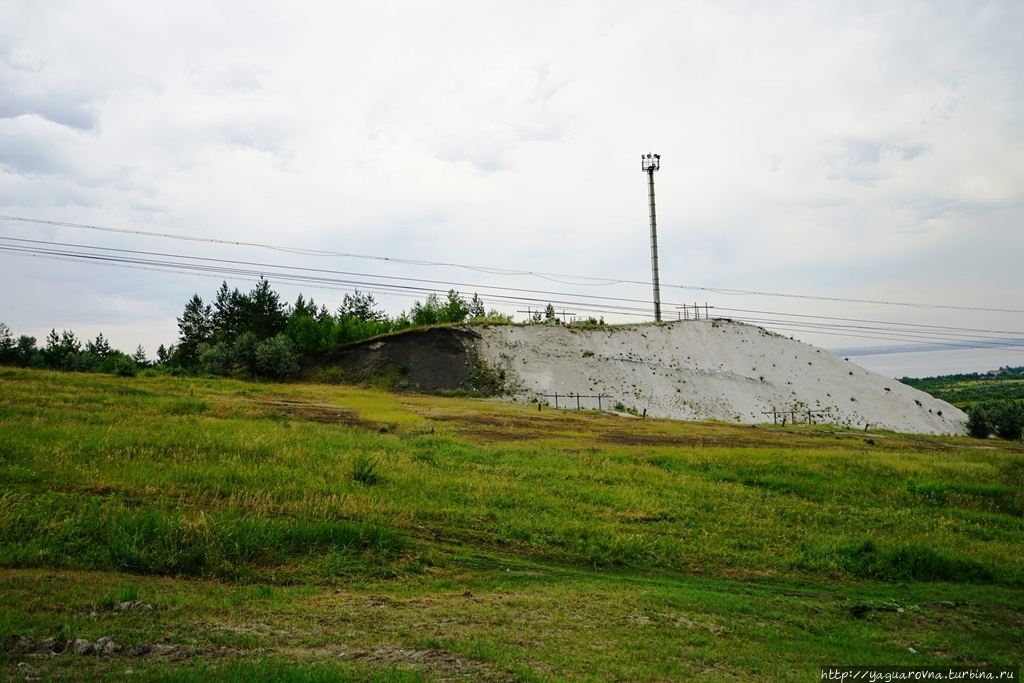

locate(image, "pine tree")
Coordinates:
44 329 81 368
0 323 15 365
469 293 486 320
87 333 110 359
177 294 213 367
213 281 248 343
246 278 287 339
132 345 148 366
339 290 382 322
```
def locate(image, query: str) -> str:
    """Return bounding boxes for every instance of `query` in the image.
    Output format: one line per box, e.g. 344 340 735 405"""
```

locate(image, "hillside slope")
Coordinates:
476 321 966 435
331 320 967 435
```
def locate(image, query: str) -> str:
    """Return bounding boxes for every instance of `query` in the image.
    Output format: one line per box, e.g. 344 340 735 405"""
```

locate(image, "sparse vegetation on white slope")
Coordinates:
477 320 967 435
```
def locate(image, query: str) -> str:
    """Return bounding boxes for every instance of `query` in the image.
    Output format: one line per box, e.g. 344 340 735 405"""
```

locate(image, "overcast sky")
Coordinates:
1 1 1022 372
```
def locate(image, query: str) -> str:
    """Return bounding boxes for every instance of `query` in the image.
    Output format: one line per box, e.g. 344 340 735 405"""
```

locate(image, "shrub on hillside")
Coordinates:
991 401 1024 441
233 331 260 374
198 342 234 376
967 401 1024 441
966 405 992 439
111 356 138 377
255 334 299 379
62 350 100 373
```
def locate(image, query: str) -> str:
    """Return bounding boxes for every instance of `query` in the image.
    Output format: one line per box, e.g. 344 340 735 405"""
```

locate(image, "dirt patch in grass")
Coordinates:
253 398 377 428
429 411 567 442
426 407 935 451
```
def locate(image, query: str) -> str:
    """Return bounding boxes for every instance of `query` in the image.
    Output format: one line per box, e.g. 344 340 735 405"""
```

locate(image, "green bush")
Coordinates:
967 401 1024 440
198 342 234 376
967 404 992 438
991 401 1024 441
111 356 138 377
232 331 261 374
62 350 99 373
255 335 299 379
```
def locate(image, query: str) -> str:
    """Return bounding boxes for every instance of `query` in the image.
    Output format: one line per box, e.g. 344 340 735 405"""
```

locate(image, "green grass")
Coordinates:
1 368 1023 680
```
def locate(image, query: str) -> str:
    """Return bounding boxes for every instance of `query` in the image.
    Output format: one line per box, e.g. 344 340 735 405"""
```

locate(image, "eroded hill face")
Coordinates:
330 321 967 435
322 326 482 393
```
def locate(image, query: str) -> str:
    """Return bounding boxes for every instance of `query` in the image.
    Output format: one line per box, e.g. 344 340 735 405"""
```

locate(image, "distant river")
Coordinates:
838 347 1024 379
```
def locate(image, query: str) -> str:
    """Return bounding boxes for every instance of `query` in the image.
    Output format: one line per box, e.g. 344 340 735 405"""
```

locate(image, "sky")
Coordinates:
1 0 1022 375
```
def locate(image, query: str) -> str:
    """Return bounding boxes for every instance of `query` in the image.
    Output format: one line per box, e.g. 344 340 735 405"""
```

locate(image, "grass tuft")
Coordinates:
351 453 381 486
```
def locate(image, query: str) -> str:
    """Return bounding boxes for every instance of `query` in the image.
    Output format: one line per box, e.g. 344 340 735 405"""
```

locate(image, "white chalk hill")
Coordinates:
476 320 966 435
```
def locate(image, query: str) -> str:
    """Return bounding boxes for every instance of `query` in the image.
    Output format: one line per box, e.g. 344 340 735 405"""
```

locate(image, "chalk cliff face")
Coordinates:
475 321 967 435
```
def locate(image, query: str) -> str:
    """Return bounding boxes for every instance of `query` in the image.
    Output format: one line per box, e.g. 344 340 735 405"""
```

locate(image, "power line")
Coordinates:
0 243 658 318
3 237 1021 351
3 213 1023 314
712 305 1023 339
0 237 658 314
0 214 623 284
721 316 1024 353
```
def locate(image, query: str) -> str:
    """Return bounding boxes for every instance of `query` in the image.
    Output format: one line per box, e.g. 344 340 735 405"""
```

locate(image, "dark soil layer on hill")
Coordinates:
309 326 481 393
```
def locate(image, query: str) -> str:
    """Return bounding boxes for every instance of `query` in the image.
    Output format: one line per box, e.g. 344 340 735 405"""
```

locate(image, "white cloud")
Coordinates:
0 0 1021 364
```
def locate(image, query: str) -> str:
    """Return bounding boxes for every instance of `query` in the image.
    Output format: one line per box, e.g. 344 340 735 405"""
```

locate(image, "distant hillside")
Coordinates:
900 366 1024 409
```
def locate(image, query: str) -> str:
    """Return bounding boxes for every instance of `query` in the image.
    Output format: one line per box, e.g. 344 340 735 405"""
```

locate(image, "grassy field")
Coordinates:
1 368 1022 681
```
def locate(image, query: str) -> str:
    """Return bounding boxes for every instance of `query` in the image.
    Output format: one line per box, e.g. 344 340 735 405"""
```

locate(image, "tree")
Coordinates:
411 294 442 326
991 401 1024 441
212 281 249 343
246 278 287 339
0 323 16 365
156 344 173 366
44 329 81 369
285 314 322 355
16 335 38 367
87 333 110 359
290 293 320 320
544 303 557 324
468 293 486 320
132 345 148 366
967 401 1024 441
177 294 213 368
440 290 470 324
339 290 383 322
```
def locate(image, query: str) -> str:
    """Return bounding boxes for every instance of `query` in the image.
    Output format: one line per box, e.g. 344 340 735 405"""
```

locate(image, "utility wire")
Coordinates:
3 213 1023 314
3 238 1021 350
712 306 1022 337
0 236 659 313
0 243 655 317
6 236 1024 341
